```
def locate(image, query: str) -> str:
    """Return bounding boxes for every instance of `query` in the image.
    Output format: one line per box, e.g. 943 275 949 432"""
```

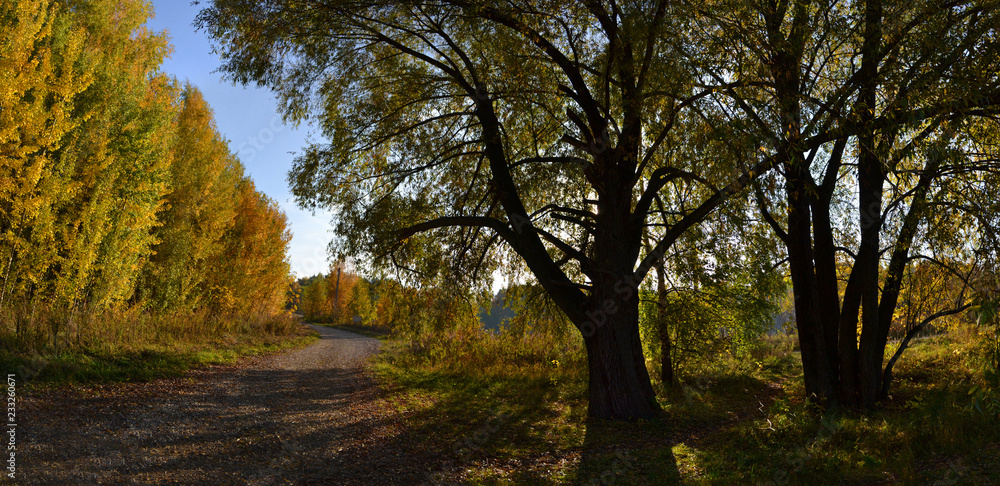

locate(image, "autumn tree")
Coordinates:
198 0 788 419
0 0 93 307
371 278 417 331
206 177 293 320
1 0 295 337
299 275 329 321
348 278 376 325
690 0 1000 407
141 84 241 311
1 0 178 308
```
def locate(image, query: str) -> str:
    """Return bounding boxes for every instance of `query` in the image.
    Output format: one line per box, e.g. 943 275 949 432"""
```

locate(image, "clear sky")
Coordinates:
146 1 333 278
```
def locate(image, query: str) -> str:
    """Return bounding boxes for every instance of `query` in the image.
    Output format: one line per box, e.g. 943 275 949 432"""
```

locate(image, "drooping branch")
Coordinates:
634 153 781 283
398 216 517 247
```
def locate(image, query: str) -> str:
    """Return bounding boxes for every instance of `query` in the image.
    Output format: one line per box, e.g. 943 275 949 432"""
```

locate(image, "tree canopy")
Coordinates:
198 0 1000 418
1 0 293 324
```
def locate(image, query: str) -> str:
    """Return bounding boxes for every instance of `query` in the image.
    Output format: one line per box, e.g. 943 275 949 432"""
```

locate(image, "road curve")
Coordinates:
19 324 434 485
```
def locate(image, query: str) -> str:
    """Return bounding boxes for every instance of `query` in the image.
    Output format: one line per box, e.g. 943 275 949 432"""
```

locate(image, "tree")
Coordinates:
641 211 784 387
142 84 241 311
371 278 417 331
198 0 784 419
348 278 376 325
0 0 93 307
207 177 293 320
690 0 1000 407
1 0 178 309
300 275 329 321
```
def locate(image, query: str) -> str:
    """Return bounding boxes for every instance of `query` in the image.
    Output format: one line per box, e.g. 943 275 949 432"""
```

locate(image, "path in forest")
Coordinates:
21 325 435 485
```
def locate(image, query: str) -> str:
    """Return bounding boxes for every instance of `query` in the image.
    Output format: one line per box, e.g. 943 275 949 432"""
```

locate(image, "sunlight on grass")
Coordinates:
1 305 316 386
369 324 1000 484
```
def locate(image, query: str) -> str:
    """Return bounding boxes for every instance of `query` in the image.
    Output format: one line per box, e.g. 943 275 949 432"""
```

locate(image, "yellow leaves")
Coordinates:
0 0 291 317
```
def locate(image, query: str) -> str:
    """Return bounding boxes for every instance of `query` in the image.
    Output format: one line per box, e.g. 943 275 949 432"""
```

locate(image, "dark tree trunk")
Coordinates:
655 263 675 387
838 268 863 405
767 5 841 402
854 0 885 409
786 194 837 401
577 157 660 420
581 288 660 420
659 323 674 388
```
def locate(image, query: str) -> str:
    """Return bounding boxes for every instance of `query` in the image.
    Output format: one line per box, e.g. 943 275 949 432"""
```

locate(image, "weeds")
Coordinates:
0 302 310 385
373 324 1000 484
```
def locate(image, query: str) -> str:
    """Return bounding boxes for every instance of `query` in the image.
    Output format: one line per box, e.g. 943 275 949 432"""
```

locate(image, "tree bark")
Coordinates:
582 287 660 420
655 262 675 387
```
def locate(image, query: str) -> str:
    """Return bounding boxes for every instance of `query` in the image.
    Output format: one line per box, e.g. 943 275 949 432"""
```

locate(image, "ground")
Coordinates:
17 326 1000 485
19 325 434 485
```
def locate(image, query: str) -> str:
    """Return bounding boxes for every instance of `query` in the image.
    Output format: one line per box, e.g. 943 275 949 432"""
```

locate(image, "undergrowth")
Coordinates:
0 303 314 386
372 324 1000 485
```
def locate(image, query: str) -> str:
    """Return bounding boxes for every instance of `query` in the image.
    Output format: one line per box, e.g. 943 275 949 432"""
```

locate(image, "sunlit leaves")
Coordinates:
1 0 294 324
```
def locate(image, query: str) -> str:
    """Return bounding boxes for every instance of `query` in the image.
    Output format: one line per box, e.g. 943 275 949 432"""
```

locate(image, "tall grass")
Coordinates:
387 322 586 381
374 318 1000 484
0 301 306 384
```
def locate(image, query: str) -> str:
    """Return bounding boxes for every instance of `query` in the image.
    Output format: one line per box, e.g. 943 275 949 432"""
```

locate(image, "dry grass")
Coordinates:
0 301 308 384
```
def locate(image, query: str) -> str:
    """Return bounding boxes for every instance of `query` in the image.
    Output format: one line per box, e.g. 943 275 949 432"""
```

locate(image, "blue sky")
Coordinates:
146 1 333 278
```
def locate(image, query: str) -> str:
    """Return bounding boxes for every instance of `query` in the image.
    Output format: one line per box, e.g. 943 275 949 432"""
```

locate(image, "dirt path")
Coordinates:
20 325 433 485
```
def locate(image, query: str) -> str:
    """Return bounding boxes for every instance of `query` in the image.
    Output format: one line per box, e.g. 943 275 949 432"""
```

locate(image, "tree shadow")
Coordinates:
573 415 681 485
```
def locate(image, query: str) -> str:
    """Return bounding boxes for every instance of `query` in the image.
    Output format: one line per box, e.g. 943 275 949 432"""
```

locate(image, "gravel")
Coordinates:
19 325 438 485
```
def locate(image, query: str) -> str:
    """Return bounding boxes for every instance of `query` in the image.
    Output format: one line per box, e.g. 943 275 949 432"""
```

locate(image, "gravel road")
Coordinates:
19 325 434 485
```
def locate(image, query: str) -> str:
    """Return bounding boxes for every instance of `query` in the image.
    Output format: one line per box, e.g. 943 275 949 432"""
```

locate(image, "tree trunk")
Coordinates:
854 0 886 410
659 323 674 388
581 290 660 419
654 258 675 387
786 173 838 402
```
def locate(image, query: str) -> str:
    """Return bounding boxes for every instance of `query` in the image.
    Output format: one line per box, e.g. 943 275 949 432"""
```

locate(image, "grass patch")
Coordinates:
2 329 317 389
1 305 318 389
372 328 1000 484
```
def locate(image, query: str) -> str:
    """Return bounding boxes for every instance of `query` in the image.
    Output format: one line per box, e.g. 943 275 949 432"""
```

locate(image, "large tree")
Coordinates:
141 84 241 311
691 0 1000 408
198 0 781 419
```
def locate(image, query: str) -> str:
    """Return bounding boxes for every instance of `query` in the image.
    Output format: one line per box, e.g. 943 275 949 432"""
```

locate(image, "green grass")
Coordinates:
1 331 317 388
371 329 1000 484
1 305 318 388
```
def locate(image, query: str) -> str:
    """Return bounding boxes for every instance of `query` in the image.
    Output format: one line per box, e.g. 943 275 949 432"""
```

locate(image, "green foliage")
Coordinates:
347 278 376 325
499 283 575 342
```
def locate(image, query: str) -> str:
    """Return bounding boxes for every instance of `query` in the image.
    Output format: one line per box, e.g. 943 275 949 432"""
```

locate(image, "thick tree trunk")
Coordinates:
581 290 660 420
786 174 838 402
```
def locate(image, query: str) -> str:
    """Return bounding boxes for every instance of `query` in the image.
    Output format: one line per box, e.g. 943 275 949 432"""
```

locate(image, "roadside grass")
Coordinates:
1 305 317 388
372 327 1000 484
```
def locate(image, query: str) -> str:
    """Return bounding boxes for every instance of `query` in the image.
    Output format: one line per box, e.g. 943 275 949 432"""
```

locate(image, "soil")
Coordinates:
19 325 437 485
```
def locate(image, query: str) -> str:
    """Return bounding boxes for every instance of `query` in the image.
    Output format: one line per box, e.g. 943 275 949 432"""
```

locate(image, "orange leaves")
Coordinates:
202 178 292 320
